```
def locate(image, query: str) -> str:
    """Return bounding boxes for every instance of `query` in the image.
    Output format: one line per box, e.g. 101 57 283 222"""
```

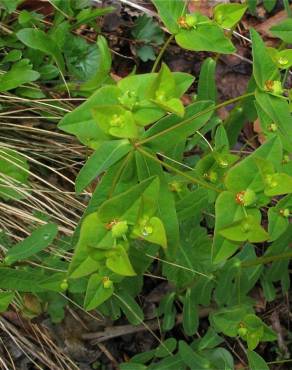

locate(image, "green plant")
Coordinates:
0 0 292 368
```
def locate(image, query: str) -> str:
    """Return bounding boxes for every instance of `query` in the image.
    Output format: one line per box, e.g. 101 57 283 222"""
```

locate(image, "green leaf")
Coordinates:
268 208 289 242
225 136 282 193
16 28 65 73
69 213 103 278
270 18 292 43
132 216 167 248
0 0 23 13
212 191 260 263
46 293 66 323
73 7 114 29
0 268 65 292
196 328 224 351
268 194 291 241
269 48 292 69
98 176 159 222
183 288 199 336
197 57 217 102
219 215 269 243
236 246 262 296
0 148 30 200
106 245 136 276
176 187 209 221
132 14 164 44
120 364 147 370
143 100 214 151
246 0 257 14
214 3 246 29
0 59 39 92
242 314 276 350
2 49 22 63
159 292 176 331
92 105 137 139
136 45 156 62
155 338 177 358
210 305 252 337
0 292 15 312
176 18 235 54
81 35 112 91
147 63 176 98
154 97 185 117
16 86 45 99
247 350 269 370
63 33 98 80
215 260 240 305
163 224 213 290
224 79 257 146
250 29 280 89
69 177 159 278
152 0 185 34
146 63 185 117
264 172 292 196
215 125 229 151
148 354 185 370
178 341 211 369
58 85 121 139
135 150 180 258
255 90 292 152
75 140 131 193
38 64 59 80
263 0 276 12
210 348 234 370
84 274 114 310
131 350 155 364
115 291 144 325
5 223 58 265
117 72 194 126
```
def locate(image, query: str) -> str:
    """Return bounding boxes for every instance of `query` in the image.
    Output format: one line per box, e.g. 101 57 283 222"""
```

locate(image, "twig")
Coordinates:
82 308 212 343
97 342 119 369
119 0 158 17
271 311 290 358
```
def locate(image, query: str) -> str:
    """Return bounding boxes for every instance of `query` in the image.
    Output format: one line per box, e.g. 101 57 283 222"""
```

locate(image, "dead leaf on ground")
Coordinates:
253 4 292 39
188 0 227 17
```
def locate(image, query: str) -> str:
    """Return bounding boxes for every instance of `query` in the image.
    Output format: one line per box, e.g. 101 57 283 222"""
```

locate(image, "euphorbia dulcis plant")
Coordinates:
57 1 292 368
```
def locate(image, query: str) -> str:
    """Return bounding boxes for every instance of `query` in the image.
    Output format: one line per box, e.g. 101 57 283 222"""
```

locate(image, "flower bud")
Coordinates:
208 170 218 183
185 14 197 28
241 222 250 233
169 181 182 193
215 11 223 25
264 80 283 95
277 56 288 67
279 208 290 218
102 276 113 289
111 221 128 238
237 327 247 337
235 189 256 206
268 123 278 132
60 279 68 291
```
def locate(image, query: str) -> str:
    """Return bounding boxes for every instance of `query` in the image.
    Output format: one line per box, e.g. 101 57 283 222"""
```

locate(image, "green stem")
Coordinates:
108 151 133 198
241 250 292 268
151 34 174 73
136 146 221 193
283 0 292 17
137 92 255 147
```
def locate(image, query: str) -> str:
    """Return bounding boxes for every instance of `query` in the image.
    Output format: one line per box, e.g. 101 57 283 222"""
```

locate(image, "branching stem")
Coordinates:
241 250 292 268
137 92 255 147
151 34 174 73
136 146 221 193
